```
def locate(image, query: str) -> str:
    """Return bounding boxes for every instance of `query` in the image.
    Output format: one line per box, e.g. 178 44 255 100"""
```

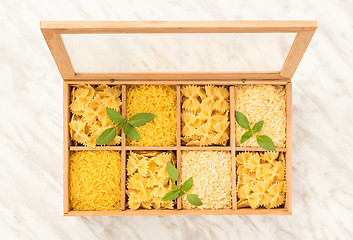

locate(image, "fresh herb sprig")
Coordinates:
161 162 202 206
235 111 276 151
96 108 156 145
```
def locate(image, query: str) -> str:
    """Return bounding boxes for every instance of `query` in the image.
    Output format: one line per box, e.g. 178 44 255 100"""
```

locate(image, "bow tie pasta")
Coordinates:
236 152 286 209
181 85 230 146
126 151 176 210
68 84 122 147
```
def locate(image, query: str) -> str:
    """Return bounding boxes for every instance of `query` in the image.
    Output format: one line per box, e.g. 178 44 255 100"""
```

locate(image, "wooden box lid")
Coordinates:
41 21 317 81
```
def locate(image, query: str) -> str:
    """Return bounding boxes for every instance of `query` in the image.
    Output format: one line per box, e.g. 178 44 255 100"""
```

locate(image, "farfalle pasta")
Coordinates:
236 152 286 209
68 84 122 147
181 85 230 146
126 151 176 210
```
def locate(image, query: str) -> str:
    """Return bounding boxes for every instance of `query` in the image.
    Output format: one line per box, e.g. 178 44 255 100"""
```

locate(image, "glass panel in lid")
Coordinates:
61 33 296 73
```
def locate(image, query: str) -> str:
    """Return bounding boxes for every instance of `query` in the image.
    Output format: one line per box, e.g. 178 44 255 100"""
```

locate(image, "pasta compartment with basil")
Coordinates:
126 151 177 210
68 84 122 147
181 150 232 210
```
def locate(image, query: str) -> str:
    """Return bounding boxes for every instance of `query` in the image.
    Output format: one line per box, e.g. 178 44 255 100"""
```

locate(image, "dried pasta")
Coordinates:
181 151 232 209
236 152 286 209
126 85 177 146
235 85 286 147
126 151 176 210
181 85 230 146
69 151 121 211
69 84 122 147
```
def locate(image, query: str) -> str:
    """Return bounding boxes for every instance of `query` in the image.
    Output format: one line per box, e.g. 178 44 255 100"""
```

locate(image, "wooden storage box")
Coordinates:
41 21 317 216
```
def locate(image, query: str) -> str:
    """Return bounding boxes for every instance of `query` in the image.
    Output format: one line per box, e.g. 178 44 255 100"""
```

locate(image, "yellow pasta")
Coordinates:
69 151 121 211
126 151 176 210
181 85 230 146
126 85 177 146
235 85 286 147
68 84 122 147
236 152 286 209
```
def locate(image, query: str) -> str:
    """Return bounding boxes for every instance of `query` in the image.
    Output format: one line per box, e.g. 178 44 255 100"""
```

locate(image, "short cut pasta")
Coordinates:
126 151 176 210
181 85 230 146
69 84 122 147
235 85 286 147
181 151 232 209
236 152 286 209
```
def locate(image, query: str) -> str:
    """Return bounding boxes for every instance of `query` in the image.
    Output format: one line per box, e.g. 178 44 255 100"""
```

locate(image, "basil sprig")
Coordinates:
96 108 156 145
235 111 276 152
161 162 202 206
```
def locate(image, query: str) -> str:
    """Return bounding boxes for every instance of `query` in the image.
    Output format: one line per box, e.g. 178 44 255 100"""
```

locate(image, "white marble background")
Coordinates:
1 0 353 239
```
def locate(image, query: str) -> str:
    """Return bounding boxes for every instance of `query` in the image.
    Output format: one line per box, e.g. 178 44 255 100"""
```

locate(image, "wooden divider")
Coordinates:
285 83 292 213
235 147 287 152
120 85 127 210
229 86 237 210
176 85 182 210
63 82 70 214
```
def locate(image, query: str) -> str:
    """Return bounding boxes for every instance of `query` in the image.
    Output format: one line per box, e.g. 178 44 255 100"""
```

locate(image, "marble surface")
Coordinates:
1 0 353 239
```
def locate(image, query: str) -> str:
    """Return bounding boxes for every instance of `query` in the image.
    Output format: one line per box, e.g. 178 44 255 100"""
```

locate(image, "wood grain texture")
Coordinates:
281 30 316 78
181 146 231 150
125 146 177 150
41 29 74 79
235 147 287 152
41 21 317 33
65 208 290 216
63 82 70 214
229 86 237 209
66 72 288 81
70 146 122 151
285 83 293 213
176 85 182 210
54 20 306 216
120 85 127 210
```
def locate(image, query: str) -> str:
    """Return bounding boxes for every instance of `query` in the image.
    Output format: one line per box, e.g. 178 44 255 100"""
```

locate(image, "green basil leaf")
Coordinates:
256 135 276 152
179 189 185 195
235 111 250 130
252 120 264 133
128 113 156 127
187 194 202 206
166 162 179 181
96 127 117 145
106 108 123 125
172 184 180 190
181 177 193 191
124 124 141 140
241 130 253 144
161 190 179 201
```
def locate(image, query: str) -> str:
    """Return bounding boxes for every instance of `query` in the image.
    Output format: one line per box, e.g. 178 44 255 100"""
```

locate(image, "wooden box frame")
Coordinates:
41 21 317 216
